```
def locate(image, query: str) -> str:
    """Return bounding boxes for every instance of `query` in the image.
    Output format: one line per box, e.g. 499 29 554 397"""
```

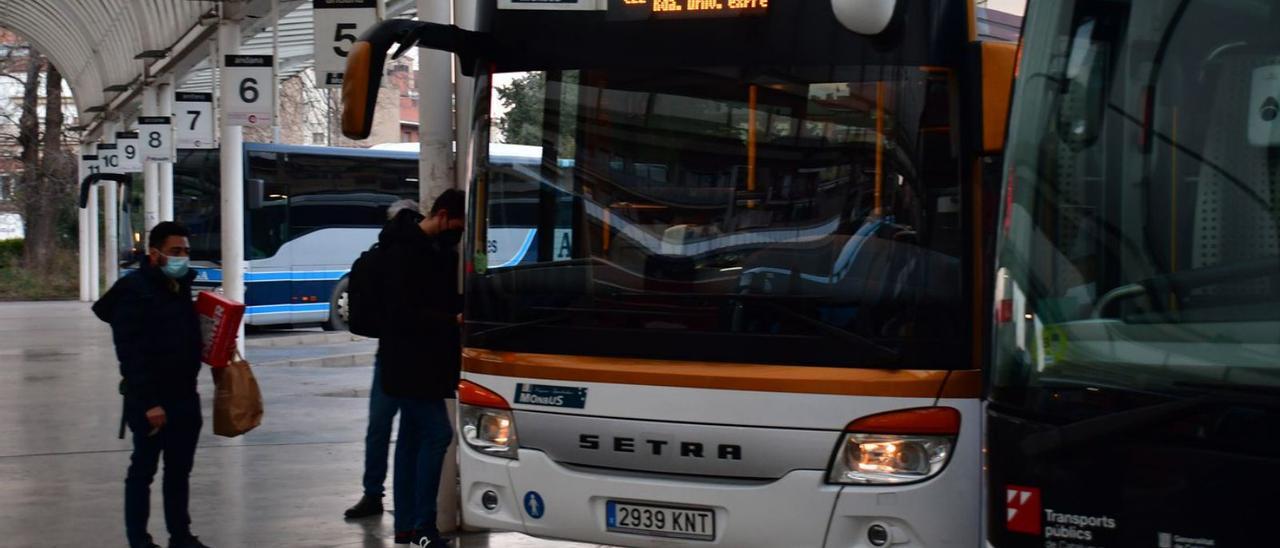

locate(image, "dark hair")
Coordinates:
148 221 191 250
430 189 466 218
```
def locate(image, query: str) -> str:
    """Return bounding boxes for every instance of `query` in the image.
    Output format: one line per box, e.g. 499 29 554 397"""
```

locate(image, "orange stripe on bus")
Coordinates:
462 349 972 398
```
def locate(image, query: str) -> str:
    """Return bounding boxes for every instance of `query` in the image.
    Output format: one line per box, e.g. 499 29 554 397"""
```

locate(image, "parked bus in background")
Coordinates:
171 144 419 329
164 143 539 329
344 1 1017 545
989 0 1280 546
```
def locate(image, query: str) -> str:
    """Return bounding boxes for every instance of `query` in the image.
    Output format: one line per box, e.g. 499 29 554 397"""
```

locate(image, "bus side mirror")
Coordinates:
978 41 1018 155
342 19 486 140
831 0 898 35
78 173 132 208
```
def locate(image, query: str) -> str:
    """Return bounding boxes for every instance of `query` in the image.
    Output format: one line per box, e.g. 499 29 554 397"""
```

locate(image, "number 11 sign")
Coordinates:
222 55 275 127
175 92 215 149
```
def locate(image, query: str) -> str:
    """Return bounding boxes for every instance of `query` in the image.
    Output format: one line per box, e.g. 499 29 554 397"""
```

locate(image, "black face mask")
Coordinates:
438 228 463 247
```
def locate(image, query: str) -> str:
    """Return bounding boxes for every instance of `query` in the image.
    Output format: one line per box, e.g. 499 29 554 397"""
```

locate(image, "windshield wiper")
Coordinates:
1019 381 1280 457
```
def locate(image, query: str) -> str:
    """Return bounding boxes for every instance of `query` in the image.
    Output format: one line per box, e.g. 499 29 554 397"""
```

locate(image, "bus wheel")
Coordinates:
323 277 350 332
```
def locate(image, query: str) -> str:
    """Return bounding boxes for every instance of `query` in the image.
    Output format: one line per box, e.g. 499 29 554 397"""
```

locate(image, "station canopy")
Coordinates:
0 0 414 140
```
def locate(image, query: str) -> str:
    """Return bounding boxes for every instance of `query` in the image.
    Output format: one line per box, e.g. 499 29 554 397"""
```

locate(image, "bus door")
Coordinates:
244 148 294 324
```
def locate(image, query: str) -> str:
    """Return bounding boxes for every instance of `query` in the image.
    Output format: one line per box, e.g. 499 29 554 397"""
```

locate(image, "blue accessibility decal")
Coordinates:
524 491 545 519
514 383 588 409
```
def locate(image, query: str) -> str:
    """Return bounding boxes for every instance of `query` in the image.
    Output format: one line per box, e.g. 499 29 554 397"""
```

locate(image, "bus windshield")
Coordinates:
466 63 968 368
993 0 1280 404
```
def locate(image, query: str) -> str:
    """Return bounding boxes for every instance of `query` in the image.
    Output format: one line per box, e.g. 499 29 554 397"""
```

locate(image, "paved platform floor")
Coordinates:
0 301 605 547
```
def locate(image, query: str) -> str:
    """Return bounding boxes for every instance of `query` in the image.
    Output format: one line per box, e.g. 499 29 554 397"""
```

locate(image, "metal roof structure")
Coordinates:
178 0 416 92
0 0 414 139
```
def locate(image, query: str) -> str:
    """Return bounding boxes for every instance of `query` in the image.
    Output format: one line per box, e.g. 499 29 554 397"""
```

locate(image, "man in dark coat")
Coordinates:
93 221 211 548
377 189 464 546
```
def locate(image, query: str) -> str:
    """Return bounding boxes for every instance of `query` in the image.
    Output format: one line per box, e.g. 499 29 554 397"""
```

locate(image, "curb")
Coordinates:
246 332 368 348
256 352 376 368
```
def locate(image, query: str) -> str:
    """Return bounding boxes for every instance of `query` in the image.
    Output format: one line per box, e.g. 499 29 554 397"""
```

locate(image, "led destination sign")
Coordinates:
609 0 768 20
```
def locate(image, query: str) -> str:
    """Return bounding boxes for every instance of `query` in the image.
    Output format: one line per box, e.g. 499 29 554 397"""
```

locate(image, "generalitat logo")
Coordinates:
1006 485 1042 535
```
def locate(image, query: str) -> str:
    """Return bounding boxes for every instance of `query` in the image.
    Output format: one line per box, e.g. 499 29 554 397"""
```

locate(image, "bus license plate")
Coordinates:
606 500 715 541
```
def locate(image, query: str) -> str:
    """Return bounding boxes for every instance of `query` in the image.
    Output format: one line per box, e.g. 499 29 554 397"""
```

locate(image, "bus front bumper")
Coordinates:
459 441 980 547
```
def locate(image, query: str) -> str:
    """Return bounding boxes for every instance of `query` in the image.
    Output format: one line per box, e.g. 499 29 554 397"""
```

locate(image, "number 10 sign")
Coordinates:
223 55 275 127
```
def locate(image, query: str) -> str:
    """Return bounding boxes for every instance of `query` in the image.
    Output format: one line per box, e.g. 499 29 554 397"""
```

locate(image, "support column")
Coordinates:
88 175 100 299
418 0 455 205
158 77 175 221
219 14 247 353
103 167 119 288
454 0 477 192
78 146 91 302
143 86 161 234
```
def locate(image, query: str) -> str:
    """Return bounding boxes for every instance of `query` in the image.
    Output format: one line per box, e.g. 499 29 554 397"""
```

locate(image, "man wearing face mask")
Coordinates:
93 221 211 548
375 189 465 547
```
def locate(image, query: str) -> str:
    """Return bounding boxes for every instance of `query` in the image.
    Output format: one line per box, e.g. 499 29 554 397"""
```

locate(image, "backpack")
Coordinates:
346 243 387 338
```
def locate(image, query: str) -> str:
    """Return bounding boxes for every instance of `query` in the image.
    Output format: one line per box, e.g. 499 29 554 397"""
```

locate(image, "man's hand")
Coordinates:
145 406 167 433
456 313 463 325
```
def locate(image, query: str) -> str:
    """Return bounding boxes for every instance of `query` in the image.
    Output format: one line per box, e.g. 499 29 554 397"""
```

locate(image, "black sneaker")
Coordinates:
168 536 211 548
344 494 385 519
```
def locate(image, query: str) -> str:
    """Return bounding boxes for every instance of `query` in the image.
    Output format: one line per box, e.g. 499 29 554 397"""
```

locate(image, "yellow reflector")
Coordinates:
342 41 374 139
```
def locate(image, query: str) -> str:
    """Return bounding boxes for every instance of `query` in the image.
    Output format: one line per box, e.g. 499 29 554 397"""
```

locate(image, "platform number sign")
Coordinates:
136 117 174 162
115 132 143 173
79 154 100 183
96 143 122 174
222 55 275 127
175 92 215 149
313 0 379 87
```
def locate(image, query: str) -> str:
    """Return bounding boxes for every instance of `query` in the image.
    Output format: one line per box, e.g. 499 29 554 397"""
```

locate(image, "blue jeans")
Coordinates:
363 360 400 497
392 397 453 536
124 395 202 548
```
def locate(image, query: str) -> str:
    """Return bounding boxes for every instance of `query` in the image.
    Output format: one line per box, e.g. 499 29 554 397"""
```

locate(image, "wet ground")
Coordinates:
0 301 606 547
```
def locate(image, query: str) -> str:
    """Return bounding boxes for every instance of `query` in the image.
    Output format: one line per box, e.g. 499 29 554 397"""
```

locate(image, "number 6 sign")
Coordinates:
313 0 379 88
222 55 274 127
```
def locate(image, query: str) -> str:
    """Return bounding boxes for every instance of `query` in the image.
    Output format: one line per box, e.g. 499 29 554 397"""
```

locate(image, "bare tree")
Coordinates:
26 62 75 271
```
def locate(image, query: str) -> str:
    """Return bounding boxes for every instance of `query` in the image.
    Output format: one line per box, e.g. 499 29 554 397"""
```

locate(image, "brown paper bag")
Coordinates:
211 353 263 437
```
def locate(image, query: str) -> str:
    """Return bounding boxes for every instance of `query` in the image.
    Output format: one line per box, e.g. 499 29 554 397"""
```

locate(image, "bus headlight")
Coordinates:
459 380 518 459
827 407 959 485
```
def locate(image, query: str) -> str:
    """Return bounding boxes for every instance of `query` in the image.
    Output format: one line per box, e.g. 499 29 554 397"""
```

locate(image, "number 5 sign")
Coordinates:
313 0 379 88
222 55 275 127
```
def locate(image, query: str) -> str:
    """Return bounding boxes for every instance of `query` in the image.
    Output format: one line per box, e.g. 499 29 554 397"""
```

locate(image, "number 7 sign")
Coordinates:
313 0 379 88
174 92 215 149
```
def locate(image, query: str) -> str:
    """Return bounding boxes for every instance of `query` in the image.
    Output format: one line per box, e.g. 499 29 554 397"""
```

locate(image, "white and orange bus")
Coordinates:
343 1 1016 545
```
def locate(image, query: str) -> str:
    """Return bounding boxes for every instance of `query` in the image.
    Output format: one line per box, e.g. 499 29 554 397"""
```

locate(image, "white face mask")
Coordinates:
161 255 190 278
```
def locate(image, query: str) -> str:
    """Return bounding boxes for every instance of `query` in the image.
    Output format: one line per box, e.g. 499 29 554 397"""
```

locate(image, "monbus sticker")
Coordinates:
514 383 587 409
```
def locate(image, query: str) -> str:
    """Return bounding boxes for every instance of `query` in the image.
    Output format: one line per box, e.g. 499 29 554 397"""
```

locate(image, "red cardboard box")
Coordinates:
196 291 245 368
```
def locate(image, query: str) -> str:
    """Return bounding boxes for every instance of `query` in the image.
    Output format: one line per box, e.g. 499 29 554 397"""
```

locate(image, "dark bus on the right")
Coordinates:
988 1 1280 547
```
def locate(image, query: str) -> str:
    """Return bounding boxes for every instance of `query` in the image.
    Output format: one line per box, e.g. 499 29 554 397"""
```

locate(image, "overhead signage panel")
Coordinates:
175 92 215 149
79 154 101 182
499 0 607 11
608 0 769 19
97 144 122 174
313 0 380 88
222 55 275 127
137 116 174 163
115 131 143 173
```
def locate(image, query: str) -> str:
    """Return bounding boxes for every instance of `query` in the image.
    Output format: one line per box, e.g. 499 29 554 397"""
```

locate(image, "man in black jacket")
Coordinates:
378 189 465 546
93 221 211 548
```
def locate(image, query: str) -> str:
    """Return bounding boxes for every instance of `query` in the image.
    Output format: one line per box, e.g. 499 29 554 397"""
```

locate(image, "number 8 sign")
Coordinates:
137 117 174 163
222 55 274 127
